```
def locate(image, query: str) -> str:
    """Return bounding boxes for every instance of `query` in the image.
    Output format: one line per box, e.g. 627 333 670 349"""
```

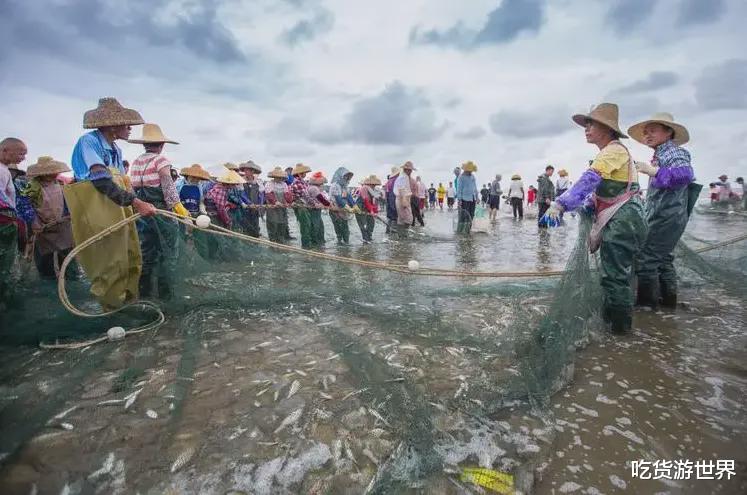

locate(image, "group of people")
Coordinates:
0 97 738 338
708 175 746 209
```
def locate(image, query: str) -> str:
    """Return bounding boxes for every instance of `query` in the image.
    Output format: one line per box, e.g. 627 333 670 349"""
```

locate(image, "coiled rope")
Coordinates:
45 209 747 350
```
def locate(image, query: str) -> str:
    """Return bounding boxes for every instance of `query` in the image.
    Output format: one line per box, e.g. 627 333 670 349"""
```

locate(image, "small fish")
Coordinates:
124 388 143 410
319 392 333 400
60 422 74 431
368 408 390 427
257 441 278 447
274 407 303 434
276 352 294 359
53 405 78 420
343 438 357 464
370 428 387 437
294 369 308 377
98 399 125 407
88 452 115 480
305 360 317 366
170 446 196 473
146 409 158 419
256 387 271 397
342 388 368 401
325 353 341 361
287 380 301 399
274 389 280 402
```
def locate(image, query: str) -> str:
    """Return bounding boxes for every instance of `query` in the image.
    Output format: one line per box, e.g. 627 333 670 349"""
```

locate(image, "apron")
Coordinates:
588 141 636 254
64 169 142 309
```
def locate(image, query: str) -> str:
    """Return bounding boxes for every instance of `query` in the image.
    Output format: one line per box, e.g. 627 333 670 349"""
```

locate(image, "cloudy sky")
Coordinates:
1 0 746 186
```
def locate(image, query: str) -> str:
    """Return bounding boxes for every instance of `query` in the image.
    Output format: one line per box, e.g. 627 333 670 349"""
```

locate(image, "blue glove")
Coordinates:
539 201 562 227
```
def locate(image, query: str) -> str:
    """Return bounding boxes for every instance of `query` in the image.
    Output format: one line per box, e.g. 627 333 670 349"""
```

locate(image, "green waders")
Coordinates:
309 209 325 247
134 187 179 300
635 183 700 308
331 212 350 244
355 213 375 242
0 221 18 304
294 206 313 248
266 207 289 243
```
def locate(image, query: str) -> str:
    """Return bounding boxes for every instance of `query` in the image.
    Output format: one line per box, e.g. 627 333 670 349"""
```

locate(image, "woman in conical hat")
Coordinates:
628 112 697 310
290 163 314 248
68 97 153 308
543 102 647 333
329 166 355 244
306 171 331 247
264 167 293 243
355 175 381 243
22 157 78 279
205 170 246 231
236 161 263 238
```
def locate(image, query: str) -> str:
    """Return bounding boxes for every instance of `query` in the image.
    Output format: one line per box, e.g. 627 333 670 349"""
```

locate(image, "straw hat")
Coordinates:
83 97 144 129
216 169 245 185
558 169 568 177
223 162 239 171
362 175 382 186
309 171 327 185
511 174 521 180
572 103 628 138
292 163 311 175
239 160 262 173
390 166 400 176
268 166 287 179
27 156 71 178
180 164 211 181
461 161 478 172
627 112 689 146
7 163 25 175
402 161 416 171
128 123 178 144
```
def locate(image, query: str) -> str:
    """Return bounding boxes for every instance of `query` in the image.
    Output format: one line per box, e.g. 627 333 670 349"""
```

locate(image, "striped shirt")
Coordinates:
129 153 172 188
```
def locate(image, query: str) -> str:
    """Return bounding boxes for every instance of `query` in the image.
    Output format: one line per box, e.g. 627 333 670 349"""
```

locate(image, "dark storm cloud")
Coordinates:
311 82 448 145
605 0 659 35
410 0 546 50
489 107 571 138
0 0 245 64
677 0 726 26
614 71 679 94
281 8 335 46
694 59 747 110
455 126 487 140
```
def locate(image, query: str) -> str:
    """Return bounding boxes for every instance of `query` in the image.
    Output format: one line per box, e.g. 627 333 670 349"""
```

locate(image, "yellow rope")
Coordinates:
46 208 747 350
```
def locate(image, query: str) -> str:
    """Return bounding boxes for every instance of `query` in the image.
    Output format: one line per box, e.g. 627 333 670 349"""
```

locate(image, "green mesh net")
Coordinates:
0 205 744 494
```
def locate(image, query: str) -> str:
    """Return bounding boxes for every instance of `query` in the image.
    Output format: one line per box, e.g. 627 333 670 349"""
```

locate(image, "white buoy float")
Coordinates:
195 215 211 228
408 260 420 271
107 326 126 341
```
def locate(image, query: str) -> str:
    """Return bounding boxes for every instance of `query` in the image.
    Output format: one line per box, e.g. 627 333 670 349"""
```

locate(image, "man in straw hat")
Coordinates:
543 103 647 333
0 137 28 303
306 171 331 247
355 175 381 243
264 166 294 242
237 161 263 238
393 162 415 231
21 157 77 279
128 123 189 299
507 174 524 220
290 163 314 248
384 166 400 232
329 166 356 244
628 112 698 309
456 160 478 234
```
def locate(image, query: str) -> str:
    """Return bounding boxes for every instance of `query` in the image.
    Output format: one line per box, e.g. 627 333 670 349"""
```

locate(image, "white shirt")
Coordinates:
394 174 412 198
446 186 456 198
508 179 524 199
0 163 16 211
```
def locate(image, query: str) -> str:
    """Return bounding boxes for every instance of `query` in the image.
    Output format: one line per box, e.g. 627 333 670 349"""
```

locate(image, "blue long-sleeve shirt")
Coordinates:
455 173 478 202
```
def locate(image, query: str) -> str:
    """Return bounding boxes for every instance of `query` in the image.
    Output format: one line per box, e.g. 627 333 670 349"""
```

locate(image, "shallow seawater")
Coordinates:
0 204 745 494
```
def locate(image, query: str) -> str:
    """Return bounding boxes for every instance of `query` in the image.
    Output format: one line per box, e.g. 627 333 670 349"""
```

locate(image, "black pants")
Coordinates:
538 201 550 227
34 246 75 279
510 198 523 219
411 197 424 226
457 200 476 234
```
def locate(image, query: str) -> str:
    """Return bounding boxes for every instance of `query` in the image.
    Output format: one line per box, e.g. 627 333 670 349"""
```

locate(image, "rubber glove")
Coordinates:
173 202 190 218
635 161 659 177
351 205 362 214
344 205 355 213
540 201 563 226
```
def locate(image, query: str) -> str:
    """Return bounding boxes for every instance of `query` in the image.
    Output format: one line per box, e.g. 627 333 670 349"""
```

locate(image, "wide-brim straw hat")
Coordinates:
402 161 416 171
268 166 287 179
239 160 262 173
128 123 178 144
362 175 382 186
390 166 400 176
180 164 212 181
309 171 328 185
292 163 311 175
83 97 144 129
462 161 478 172
216 169 245 185
572 103 628 139
558 169 568 177
627 112 689 146
223 162 239 171
511 174 521 180
7 163 26 175
27 156 71 178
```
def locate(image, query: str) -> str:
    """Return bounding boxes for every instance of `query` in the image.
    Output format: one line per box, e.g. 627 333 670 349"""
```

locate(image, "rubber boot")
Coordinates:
659 279 677 309
139 269 153 298
635 278 659 309
606 306 632 334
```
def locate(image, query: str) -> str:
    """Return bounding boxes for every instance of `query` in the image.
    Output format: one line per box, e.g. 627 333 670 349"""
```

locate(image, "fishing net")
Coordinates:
0 203 745 494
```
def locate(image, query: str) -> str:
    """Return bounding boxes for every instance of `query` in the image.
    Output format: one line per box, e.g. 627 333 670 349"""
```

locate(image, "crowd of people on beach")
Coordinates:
1 97 746 333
